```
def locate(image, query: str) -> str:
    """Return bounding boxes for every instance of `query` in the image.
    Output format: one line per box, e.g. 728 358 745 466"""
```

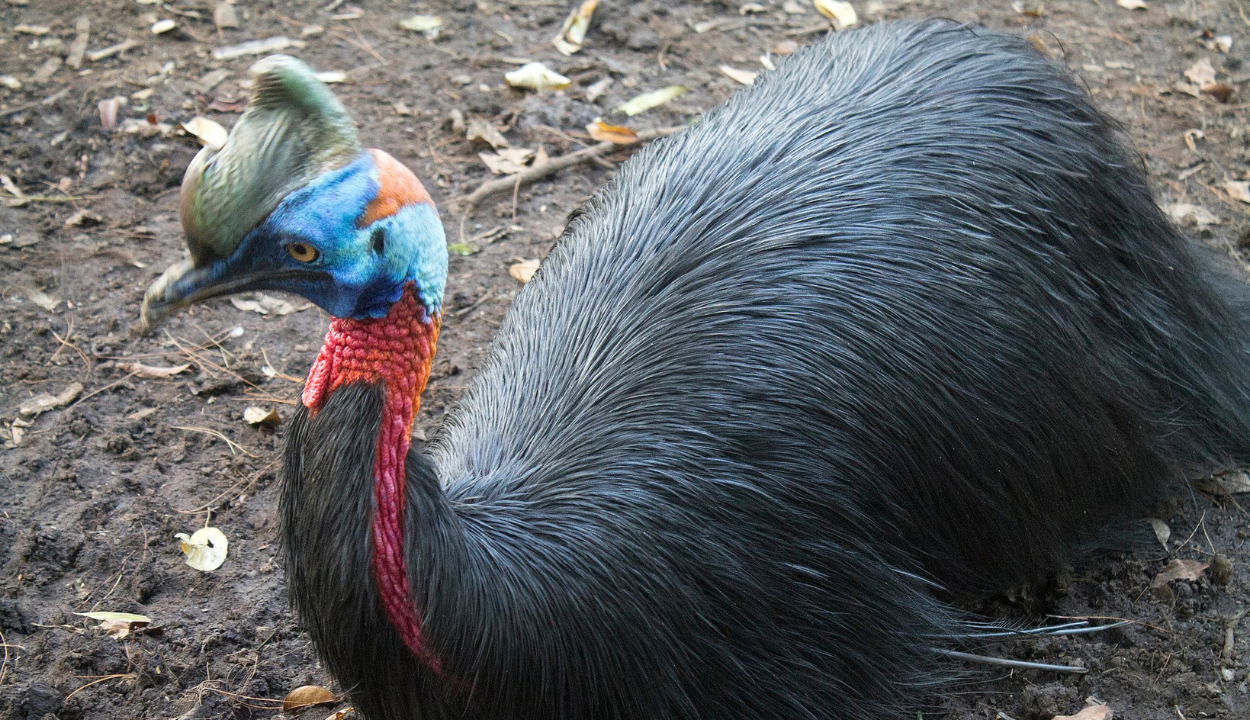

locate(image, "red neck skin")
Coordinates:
302 285 446 676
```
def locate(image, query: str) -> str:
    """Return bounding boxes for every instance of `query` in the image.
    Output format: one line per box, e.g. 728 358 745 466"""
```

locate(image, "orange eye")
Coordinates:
286 243 320 263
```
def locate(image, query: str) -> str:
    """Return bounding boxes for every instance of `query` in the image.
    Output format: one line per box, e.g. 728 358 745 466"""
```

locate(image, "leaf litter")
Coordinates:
73 612 153 640
176 527 229 572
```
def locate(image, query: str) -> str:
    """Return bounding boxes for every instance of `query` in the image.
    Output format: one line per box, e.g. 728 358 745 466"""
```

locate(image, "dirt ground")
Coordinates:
2 0 1250 718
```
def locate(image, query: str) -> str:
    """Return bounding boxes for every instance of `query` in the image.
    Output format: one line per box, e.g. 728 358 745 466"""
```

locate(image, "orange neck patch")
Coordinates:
356 149 433 228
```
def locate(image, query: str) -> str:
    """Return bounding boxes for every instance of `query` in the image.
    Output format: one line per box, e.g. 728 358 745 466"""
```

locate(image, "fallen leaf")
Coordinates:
1116 0 1146 9
1163 202 1220 227
759 55 776 71
447 242 480 256
1053 702 1111 720
283 685 340 712
813 0 858 28
1224 181 1250 204
19 382 83 416
14 24 51 35
584 76 612 102
553 0 598 55
1148 519 1170 549
479 147 535 175
1183 128 1204 152
615 86 688 116
1151 558 1208 588
718 65 758 85
243 406 281 427
466 117 510 149
322 709 356 720
119 362 191 379
1184 58 1216 88
64 210 102 227
1216 35 1233 53
0 75 21 90
214 2 240 30
182 117 228 151
98 96 127 131
152 19 176 35
586 118 638 144
11 425 25 446
212 37 305 61
73 612 153 640
230 293 298 316
1197 470 1250 494
175 527 229 572
509 259 541 284
398 15 442 38
21 284 59 311
505 62 571 91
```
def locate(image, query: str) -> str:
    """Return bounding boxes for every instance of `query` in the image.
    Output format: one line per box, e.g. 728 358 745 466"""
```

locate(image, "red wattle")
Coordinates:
303 285 445 676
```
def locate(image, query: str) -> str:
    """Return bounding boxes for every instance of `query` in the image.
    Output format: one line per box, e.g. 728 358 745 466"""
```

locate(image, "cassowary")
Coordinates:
141 21 1250 720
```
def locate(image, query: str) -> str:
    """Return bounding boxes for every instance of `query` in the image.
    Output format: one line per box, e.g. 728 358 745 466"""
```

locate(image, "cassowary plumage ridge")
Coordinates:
142 21 1250 719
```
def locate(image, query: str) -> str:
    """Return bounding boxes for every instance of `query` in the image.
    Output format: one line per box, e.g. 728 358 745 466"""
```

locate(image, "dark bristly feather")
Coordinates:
279 21 1250 719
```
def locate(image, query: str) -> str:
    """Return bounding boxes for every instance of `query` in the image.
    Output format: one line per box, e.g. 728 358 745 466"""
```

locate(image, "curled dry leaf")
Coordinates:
509 259 541 284
1164 202 1220 228
182 116 229 151
1116 0 1146 9
282 685 339 712
19 382 83 416
231 293 298 316
152 19 177 34
1209 470 1250 494
176 527 229 572
505 62 571 91
1148 518 1170 549
1223 181 1250 204
1151 558 1209 588
119 362 191 379
615 86 688 116
73 611 153 640
1053 703 1111 720
1184 58 1216 88
586 119 638 144
98 96 127 131
243 406 281 427
466 117 510 149
479 147 536 175
399 15 443 38
585 76 612 102
813 0 858 28
553 0 599 55
718 65 758 85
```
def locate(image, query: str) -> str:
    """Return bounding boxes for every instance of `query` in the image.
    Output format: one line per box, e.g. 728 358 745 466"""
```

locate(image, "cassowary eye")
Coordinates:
371 227 386 255
286 242 320 263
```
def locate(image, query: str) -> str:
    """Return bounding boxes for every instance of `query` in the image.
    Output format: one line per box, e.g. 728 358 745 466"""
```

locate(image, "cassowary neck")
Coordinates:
301 284 444 673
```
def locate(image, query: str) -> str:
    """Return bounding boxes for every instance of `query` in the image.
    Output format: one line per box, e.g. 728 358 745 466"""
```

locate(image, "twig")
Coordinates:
453 125 686 239
66 673 136 701
173 426 259 458
0 87 71 119
67 371 141 411
175 458 279 514
934 648 1088 674
0 627 9 686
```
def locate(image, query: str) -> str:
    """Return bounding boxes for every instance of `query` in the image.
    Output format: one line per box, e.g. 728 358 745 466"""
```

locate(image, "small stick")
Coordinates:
934 648 1088 674
453 125 686 238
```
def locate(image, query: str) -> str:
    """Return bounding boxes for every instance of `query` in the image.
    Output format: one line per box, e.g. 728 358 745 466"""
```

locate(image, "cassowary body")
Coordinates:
143 22 1250 720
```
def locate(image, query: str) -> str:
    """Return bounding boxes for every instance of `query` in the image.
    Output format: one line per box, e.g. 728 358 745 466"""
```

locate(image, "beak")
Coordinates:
140 256 322 331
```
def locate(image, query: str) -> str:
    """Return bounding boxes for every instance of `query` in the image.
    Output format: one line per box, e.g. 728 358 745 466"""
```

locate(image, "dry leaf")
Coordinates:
1053 703 1111 720
19 383 83 416
585 76 612 102
586 119 638 144
1184 58 1216 88
0 75 21 90
615 86 688 116
1215 35 1233 53
553 0 598 55
1148 519 1170 549
466 117 510 149
1223 181 1250 204
98 96 127 131
813 0 858 28
243 406 281 427
1116 0 1146 9
282 685 339 712
323 709 356 720
14 24 51 35
182 116 228 151
1164 202 1220 227
718 65 758 85
505 62 571 91
509 259 541 284
1151 558 1209 588
1209 470 1250 494
176 527 229 572
230 293 298 316
479 148 535 175
119 362 191 379
152 19 176 34
759 55 777 71
316 71 347 84
1183 128 1204 152
73 611 152 640
399 15 443 38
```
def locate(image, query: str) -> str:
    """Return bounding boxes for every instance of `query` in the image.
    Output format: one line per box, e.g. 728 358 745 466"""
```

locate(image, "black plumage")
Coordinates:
281 21 1250 719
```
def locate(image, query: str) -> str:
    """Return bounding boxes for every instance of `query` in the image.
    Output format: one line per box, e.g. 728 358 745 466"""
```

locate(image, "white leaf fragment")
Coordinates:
553 0 598 56
20 382 83 416
505 62 570 91
176 527 229 572
399 15 443 38
614 86 687 116
182 116 228 151
813 0 858 28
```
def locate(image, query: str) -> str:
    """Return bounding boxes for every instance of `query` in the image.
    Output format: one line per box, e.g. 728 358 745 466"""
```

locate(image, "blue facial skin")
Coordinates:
178 152 447 320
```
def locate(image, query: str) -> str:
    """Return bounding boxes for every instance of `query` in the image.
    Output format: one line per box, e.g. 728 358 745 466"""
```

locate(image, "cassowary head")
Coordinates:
141 55 446 328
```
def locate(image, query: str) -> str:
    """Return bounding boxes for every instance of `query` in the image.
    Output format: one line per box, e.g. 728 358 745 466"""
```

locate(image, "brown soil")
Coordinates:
2 1 1249 719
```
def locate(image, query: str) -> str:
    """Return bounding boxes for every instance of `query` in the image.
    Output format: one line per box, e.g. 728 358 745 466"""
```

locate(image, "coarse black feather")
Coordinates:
281 20 1250 719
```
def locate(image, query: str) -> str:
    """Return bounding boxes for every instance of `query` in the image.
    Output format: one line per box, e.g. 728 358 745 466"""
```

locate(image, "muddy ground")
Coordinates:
2 0 1250 718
